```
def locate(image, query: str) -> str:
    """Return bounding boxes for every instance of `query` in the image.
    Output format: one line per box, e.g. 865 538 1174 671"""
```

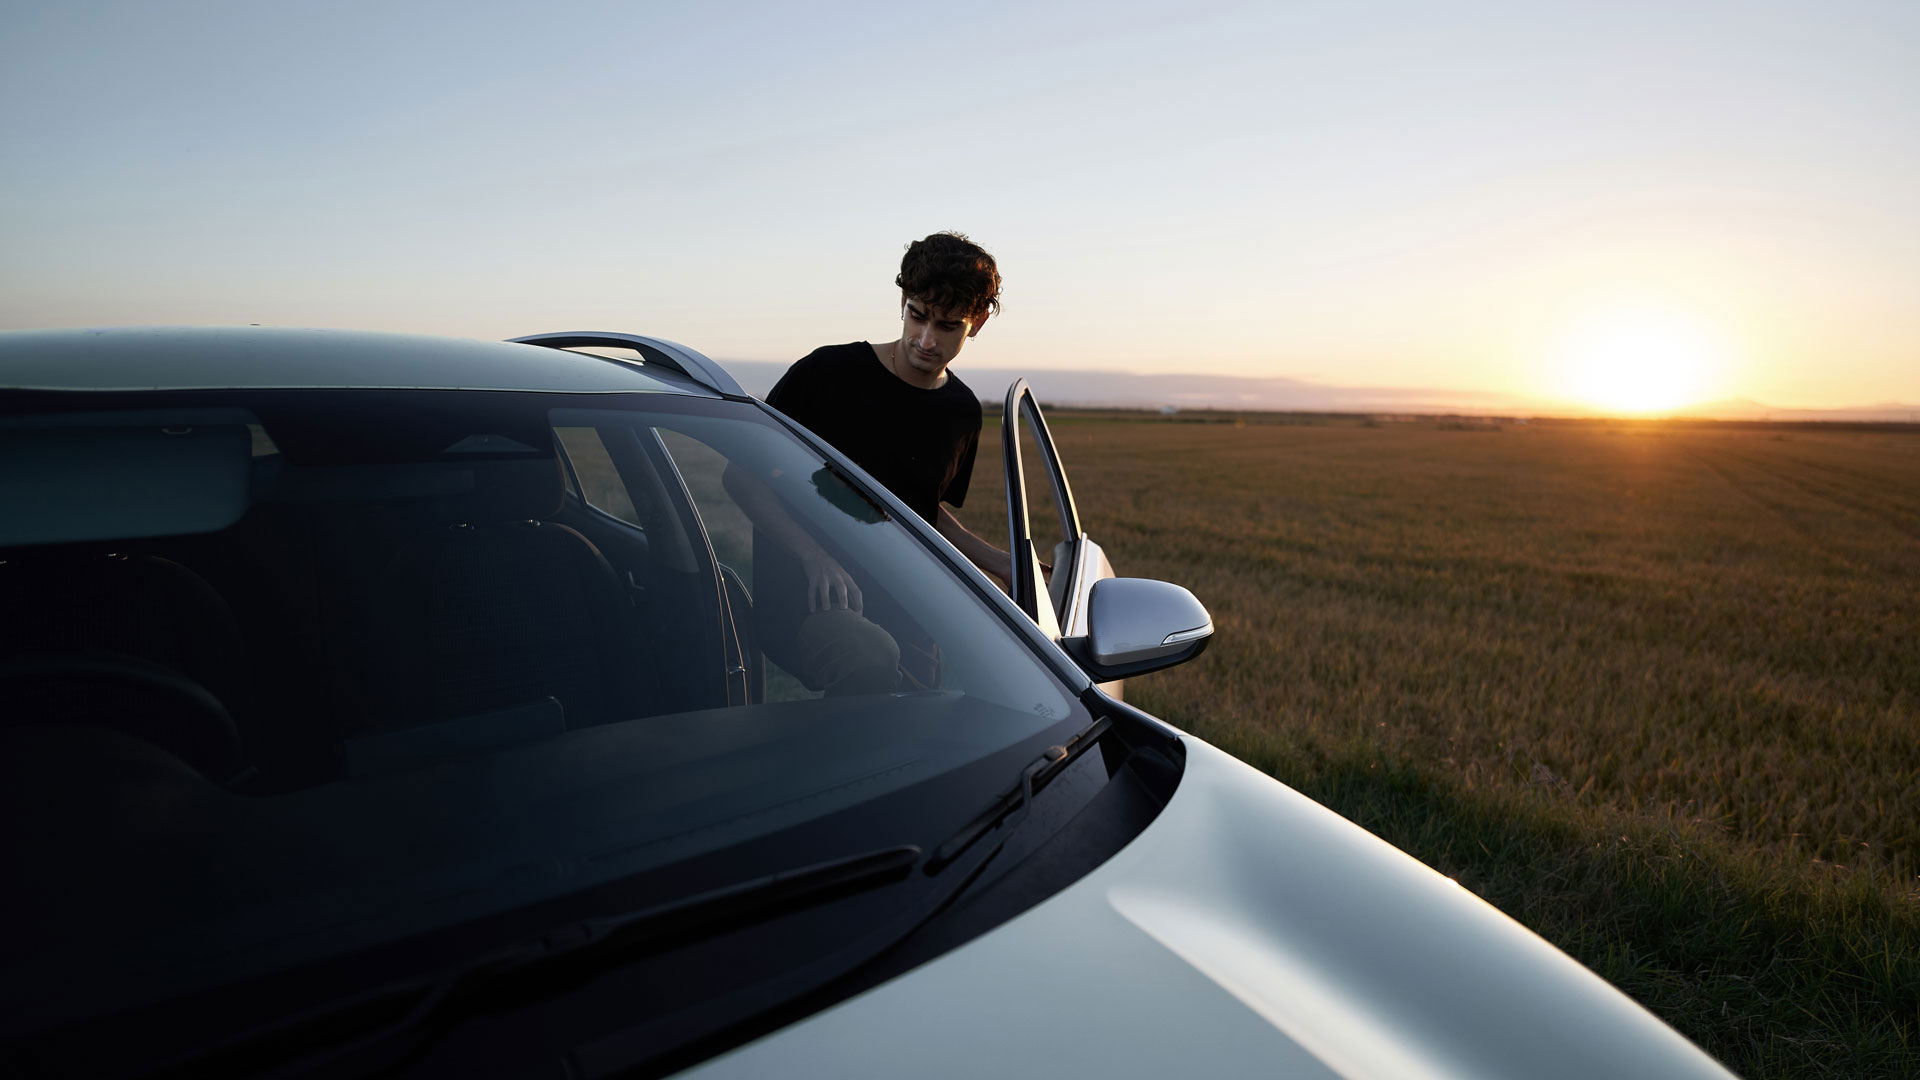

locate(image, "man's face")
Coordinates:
898 296 984 377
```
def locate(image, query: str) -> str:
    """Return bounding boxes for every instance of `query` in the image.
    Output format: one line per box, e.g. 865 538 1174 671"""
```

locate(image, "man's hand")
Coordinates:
801 551 863 613
724 461 866 614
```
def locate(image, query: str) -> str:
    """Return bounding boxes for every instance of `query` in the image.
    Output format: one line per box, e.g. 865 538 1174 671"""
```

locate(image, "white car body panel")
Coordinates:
682 737 1735 1080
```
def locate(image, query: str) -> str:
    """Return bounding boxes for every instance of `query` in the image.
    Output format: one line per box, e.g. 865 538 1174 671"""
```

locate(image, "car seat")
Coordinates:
347 452 650 740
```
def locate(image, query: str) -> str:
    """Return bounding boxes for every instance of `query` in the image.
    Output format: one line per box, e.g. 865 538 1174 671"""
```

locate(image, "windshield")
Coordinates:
0 386 1090 1044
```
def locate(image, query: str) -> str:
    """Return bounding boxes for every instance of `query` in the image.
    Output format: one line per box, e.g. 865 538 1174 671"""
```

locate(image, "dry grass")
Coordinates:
954 412 1920 1078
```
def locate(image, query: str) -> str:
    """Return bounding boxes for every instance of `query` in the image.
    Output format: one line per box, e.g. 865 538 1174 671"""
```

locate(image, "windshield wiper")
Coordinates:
161 844 921 1078
924 714 1111 874
567 716 1122 1079
176 720 1117 1079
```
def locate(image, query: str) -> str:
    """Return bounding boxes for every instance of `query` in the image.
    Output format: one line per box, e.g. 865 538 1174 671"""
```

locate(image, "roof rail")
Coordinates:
509 332 746 398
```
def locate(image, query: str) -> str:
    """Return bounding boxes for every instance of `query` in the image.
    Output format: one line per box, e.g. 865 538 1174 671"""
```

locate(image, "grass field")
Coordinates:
952 412 1920 1079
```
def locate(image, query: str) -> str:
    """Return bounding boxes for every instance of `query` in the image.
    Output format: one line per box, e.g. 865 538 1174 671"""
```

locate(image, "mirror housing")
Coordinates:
1061 577 1213 681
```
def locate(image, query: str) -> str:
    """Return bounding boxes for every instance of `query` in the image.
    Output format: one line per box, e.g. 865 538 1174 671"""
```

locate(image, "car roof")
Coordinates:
0 326 718 396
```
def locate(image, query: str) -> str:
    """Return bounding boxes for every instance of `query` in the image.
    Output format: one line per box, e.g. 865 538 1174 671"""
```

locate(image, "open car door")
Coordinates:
1002 380 1120 686
1003 380 1214 691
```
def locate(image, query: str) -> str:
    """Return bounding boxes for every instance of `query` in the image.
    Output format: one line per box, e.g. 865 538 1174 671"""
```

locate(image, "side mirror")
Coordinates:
1061 577 1213 681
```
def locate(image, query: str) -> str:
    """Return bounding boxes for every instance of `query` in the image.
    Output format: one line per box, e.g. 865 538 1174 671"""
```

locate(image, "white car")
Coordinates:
0 327 1734 1078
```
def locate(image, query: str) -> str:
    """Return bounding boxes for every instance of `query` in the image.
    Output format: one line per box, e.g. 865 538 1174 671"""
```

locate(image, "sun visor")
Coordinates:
0 425 252 546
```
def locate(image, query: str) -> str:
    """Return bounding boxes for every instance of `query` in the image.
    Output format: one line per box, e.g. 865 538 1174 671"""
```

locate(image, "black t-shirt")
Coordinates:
766 341 981 525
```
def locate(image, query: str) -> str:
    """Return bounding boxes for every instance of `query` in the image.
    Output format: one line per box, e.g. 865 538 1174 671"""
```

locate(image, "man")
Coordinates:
766 231 1013 591
725 232 1015 695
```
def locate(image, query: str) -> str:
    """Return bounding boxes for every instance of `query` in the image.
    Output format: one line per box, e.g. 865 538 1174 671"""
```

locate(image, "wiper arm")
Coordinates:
924 715 1111 875
508 843 921 965
165 844 921 1078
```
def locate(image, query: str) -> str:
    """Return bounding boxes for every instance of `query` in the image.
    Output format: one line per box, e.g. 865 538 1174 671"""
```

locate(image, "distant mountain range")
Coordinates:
721 361 1919 423
1667 398 1920 423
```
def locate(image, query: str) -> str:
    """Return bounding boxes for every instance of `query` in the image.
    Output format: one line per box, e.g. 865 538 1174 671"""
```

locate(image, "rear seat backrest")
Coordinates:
259 451 649 740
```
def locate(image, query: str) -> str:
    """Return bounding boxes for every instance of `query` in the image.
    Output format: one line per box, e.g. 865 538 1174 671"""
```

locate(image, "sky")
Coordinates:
2 1 1915 412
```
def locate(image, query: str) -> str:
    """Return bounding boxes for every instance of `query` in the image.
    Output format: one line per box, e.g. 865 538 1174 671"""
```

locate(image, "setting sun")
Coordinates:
1555 307 1728 415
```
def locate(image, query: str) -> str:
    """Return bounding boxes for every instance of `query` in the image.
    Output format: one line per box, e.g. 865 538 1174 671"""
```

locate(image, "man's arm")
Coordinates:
936 505 1015 590
722 462 863 613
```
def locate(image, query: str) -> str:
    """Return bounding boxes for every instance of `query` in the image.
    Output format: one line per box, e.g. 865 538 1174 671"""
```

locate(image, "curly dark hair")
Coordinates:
895 232 1002 326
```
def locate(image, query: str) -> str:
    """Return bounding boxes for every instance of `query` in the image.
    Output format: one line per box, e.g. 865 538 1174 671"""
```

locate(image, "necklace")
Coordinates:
890 339 941 389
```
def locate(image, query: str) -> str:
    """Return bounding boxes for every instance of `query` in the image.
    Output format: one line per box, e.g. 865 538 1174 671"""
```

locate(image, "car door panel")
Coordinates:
1001 380 1120 695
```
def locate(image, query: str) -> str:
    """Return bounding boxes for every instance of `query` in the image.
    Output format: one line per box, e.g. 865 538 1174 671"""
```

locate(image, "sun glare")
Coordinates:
1555 307 1725 415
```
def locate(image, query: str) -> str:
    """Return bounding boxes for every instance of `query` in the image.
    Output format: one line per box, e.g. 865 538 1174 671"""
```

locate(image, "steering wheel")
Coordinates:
0 652 246 783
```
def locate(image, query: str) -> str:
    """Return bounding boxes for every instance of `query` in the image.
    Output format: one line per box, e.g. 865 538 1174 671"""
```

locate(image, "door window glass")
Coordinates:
556 425 640 525
653 427 814 702
656 429 753 582
1015 404 1071 615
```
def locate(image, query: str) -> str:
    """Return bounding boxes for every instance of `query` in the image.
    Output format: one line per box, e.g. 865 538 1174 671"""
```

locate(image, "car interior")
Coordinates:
1 389 776 797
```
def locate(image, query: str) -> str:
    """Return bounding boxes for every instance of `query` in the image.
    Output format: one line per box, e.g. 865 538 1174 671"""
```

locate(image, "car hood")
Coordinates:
678 735 1735 1080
